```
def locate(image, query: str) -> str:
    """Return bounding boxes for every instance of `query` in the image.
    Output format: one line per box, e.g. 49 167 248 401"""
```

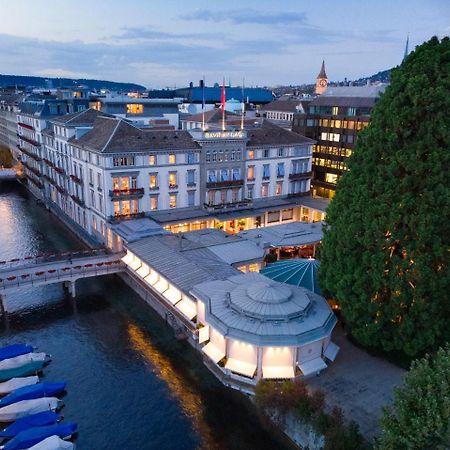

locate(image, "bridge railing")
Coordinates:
0 259 125 291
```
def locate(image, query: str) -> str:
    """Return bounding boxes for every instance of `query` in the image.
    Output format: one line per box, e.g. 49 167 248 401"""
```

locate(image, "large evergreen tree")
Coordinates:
319 36 450 357
376 346 450 449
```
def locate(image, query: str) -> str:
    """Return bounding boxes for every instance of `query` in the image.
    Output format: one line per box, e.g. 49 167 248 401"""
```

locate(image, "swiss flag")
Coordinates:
221 79 226 111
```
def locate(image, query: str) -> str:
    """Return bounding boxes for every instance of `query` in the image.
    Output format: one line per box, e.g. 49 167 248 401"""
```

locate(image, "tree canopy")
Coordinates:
319 36 450 357
376 346 450 449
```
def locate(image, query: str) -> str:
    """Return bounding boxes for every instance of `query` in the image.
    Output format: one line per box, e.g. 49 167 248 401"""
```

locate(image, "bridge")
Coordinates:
0 249 126 313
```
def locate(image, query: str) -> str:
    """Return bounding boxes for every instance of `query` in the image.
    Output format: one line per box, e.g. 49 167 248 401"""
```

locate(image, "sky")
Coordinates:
0 0 448 88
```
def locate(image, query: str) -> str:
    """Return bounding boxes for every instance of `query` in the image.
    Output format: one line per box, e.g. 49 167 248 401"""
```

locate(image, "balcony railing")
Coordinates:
18 134 40 148
109 188 145 199
18 122 34 131
203 198 252 212
206 179 244 189
43 158 54 168
70 174 82 184
70 194 85 207
289 171 312 180
25 173 43 189
22 161 41 177
107 212 145 223
17 145 42 162
54 166 65 175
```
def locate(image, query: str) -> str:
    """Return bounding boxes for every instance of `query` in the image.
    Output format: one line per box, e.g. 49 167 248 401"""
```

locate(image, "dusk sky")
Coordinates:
0 0 448 88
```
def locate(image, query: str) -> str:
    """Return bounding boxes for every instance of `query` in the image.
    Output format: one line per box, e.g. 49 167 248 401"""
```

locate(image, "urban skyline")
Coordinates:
0 0 448 87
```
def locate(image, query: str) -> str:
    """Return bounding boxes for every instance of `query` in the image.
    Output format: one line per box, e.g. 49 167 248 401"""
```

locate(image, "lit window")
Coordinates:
168 154 176 164
276 182 283 195
247 166 254 181
149 174 158 189
332 106 339 115
126 104 144 114
169 194 177 208
261 184 268 197
150 196 158 210
247 150 254 159
169 172 177 188
149 155 157 165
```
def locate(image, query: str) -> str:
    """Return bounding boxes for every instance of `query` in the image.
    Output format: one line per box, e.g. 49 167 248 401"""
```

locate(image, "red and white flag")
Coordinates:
221 78 226 130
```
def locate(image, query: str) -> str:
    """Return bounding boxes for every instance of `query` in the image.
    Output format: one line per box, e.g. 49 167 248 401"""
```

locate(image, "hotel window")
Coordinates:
236 151 241 160
220 190 227 204
206 152 211 162
168 172 177 188
230 151 235 161
261 184 269 197
277 163 285 177
263 164 270 179
263 149 269 158
232 168 240 181
268 211 280 223
113 156 135 166
98 194 103 213
131 199 138 214
90 190 95 208
212 152 217 162
131 176 137 189
188 191 195 207
220 169 228 182
332 106 339 115
247 166 255 181
348 107 356 116
97 172 102 190
218 151 223 162
207 190 215 204
113 201 120 216
149 173 158 189
150 196 158 210
276 182 283 196
169 194 177 209
282 208 294 221
126 104 144 114
207 170 217 182
231 189 239 203
187 152 195 164
149 154 157 165
247 150 254 159
168 153 176 164
277 148 284 157
247 186 253 199
89 168 94 185
224 151 229 162
187 170 195 186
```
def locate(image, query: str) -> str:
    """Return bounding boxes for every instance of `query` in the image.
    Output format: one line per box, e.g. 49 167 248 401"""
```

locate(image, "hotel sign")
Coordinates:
204 131 245 139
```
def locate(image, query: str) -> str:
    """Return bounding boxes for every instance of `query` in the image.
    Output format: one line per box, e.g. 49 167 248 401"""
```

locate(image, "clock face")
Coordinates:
319 79 327 87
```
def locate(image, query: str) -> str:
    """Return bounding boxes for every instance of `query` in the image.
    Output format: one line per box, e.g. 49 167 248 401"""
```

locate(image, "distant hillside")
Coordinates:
0 74 146 91
354 68 392 85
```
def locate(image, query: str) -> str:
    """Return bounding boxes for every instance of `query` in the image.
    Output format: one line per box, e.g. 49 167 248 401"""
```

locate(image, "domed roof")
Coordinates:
260 258 322 294
246 281 292 303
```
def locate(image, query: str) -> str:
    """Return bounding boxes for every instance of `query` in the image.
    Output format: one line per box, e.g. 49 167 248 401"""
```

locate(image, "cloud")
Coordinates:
110 27 220 41
182 8 307 25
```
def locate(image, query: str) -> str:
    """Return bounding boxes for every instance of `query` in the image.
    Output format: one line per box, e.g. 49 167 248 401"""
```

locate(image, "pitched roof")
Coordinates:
261 100 303 113
51 108 111 125
72 116 200 153
246 121 314 146
183 108 239 123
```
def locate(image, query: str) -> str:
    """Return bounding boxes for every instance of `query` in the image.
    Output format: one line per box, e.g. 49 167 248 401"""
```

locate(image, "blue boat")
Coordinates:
0 362 45 383
0 411 60 439
3 423 77 450
0 346 33 363
0 383 66 407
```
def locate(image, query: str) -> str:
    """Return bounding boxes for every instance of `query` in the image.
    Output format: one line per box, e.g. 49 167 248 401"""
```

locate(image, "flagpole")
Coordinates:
221 77 226 131
241 77 245 130
202 75 205 131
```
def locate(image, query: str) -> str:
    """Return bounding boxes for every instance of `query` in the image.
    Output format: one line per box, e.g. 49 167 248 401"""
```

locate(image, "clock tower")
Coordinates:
315 60 328 95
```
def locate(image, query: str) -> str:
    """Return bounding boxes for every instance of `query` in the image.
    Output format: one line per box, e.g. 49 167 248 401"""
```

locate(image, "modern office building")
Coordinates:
292 84 387 198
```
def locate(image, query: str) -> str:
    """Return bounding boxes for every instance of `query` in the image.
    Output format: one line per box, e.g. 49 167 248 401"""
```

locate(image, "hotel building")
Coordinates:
292 84 387 198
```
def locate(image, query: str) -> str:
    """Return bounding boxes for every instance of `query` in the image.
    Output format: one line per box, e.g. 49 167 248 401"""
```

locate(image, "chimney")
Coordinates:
199 79 204 88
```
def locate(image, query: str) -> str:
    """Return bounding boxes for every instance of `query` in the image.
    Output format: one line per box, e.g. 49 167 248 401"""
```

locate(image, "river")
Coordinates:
0 181 291 450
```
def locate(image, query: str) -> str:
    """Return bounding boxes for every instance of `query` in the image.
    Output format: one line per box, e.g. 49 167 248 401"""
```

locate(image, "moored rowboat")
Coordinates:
0 398 62 422
0 377 39 396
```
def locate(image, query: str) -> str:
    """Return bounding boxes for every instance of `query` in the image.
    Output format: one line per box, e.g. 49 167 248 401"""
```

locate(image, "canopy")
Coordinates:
202 343 225 364
260 258 322 294
225 358 257 378
323 341 340 362
262 366 295 379
298 357 327 376
0 411 60 438
0 345 33 362
175 298 196 320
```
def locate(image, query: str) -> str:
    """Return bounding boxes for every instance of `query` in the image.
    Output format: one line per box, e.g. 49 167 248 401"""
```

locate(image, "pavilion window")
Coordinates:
220 169 228 182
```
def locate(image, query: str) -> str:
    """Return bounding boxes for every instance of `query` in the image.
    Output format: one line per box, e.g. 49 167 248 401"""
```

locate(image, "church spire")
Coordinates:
403 34 409 62
318 60 327 79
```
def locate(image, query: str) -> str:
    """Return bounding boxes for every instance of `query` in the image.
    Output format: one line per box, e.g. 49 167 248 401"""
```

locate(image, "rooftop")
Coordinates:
246 121 315 146
261 99 305 113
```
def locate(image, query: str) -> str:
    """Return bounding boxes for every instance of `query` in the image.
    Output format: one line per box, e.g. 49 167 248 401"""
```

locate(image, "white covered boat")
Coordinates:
0 398 62 422
28 436 75 450
0 354 47 371
0 376 39 395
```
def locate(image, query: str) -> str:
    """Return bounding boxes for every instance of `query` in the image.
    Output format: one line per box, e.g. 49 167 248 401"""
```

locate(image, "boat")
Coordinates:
0 411 60 440
0 354 48 372
0 383 66 407
1 423 77 450
0 362 45 383
27 435 74 450
0 377 39 396
0 398 62 422
0 346 33 363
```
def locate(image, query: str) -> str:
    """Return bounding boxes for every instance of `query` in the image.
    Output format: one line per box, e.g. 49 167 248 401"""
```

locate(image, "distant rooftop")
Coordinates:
322 84 388 98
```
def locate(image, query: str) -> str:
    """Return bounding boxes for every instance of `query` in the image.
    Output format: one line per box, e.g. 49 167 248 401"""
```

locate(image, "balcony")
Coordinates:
18 122 34 131
203 198 252 212
109 188 145 199
289 171 312 180
55 185 67 196
18 135 40 148
43 158 54 168
22 160 41 177
70 194 85 207
107 212 145 223
206 179 244 189
17 145 41 162
54 166 65 175
25 173 43 189
70 174 82 184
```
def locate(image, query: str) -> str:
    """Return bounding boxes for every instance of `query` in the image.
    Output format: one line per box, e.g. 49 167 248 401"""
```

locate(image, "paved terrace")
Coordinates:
306 325 405 440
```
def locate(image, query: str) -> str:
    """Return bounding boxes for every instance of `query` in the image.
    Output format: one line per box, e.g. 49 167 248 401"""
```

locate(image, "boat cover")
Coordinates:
0 354 47 371
0 411 60 438
0 346 33 363
0 383 66 407
0 398 61 422
0 377 39 396
0 362 45 383
28 435 74 450
3 423 77 450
